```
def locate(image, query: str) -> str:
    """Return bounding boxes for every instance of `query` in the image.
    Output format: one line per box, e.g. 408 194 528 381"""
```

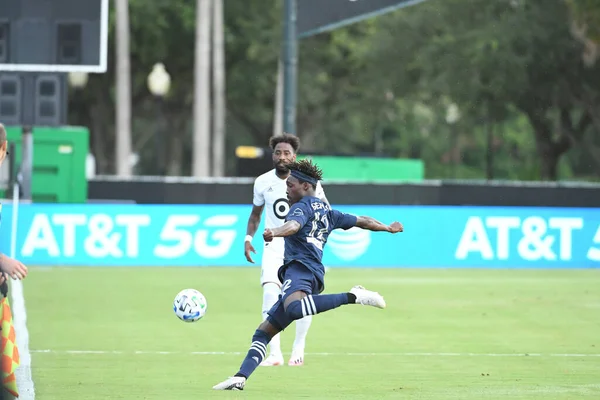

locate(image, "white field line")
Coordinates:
30 349 600 357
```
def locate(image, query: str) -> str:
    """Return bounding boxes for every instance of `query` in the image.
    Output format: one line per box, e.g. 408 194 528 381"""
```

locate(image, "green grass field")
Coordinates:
16 267 600 399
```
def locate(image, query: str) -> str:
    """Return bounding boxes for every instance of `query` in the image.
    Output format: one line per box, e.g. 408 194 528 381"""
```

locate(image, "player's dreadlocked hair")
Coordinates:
269 133 300 153
288 159 323 189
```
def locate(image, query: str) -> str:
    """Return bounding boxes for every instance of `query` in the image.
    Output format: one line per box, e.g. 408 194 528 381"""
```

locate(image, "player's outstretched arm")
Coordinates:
263 220 301 242
355 216 403 233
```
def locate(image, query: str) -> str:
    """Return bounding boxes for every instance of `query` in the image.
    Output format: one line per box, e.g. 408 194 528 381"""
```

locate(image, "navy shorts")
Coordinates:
279 262 320 302
266 262 319 331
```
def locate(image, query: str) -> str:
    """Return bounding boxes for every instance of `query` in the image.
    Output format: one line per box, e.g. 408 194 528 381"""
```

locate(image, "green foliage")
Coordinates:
69 0 600 181
362 0 599 180
566 0 600 43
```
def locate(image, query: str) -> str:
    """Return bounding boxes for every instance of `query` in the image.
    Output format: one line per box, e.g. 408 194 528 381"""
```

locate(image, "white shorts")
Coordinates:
260 238 284 286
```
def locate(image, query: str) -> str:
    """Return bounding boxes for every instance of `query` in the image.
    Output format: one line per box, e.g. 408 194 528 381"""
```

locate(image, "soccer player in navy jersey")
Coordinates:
213 159 403 391
245 134 329 367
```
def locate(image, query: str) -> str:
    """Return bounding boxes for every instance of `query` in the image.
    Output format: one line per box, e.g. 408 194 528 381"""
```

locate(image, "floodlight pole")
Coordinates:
282 0 298 135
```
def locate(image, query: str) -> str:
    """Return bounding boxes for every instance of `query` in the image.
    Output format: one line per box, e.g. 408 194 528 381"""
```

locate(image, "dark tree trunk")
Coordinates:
530 115 592 180
537 144 559 180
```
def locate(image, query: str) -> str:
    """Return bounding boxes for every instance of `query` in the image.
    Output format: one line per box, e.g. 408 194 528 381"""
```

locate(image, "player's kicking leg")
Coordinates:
213 263 386 390
288 283 388 366
212 286 385 390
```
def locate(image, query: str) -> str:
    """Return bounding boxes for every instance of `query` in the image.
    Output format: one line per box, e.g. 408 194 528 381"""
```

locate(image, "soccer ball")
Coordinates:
173 289 207 322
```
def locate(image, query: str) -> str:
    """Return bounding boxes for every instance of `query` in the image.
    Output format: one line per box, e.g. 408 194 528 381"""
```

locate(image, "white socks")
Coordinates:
292 315 312 355
262 282 282 356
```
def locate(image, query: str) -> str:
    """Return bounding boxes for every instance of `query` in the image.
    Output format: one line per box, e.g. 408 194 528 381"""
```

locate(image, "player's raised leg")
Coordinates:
283 274 386 368
281 264 386 323
283 285 386 320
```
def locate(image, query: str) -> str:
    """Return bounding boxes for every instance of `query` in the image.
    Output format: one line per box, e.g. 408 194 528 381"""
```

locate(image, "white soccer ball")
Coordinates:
173 288 207 322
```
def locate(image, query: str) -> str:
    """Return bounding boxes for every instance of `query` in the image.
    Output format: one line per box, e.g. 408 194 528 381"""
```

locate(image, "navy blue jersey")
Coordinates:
279 196 357 290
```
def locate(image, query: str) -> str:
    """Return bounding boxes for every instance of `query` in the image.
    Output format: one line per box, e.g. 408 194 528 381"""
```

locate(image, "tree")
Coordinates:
566 0 600 45
369 0 599 180
68 0 600 181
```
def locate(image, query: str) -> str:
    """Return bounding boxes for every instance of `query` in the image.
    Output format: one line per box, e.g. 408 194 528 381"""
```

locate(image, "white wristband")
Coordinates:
244 235 253 243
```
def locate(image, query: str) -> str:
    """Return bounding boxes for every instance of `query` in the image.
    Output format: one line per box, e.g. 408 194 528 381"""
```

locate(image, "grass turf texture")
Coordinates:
18 267 600 399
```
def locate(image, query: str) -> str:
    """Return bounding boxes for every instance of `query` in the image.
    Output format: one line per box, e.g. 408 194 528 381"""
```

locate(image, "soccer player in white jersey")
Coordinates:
244 133 328 367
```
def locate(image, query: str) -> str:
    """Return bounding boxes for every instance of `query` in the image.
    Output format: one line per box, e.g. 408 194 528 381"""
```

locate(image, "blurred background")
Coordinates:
4 0 600 184
1 2 600 399
65 0 600 181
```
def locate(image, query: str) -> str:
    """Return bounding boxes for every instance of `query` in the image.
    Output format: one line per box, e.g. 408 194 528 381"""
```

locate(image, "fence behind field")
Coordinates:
87 176 600 207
